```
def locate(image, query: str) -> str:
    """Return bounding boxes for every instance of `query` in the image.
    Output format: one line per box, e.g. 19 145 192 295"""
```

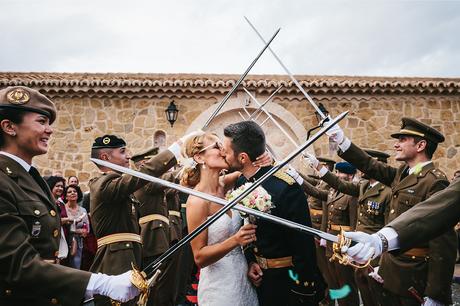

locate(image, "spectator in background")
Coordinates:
46 175 66 205
68 175 79 186
64 184 89 269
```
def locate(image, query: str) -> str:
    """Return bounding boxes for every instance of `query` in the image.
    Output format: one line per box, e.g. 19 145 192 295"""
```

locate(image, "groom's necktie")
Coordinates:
29 166 49 195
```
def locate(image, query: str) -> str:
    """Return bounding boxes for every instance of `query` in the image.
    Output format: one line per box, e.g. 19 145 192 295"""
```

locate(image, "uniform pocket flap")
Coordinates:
109 241 134 252
17 201 49 217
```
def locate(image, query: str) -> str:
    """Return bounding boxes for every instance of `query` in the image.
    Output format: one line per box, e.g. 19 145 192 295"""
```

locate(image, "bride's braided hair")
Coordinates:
180 132 217 187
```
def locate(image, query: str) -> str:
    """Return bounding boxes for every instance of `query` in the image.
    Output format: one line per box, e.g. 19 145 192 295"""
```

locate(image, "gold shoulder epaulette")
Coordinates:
431 168 447 179
274 169 295 185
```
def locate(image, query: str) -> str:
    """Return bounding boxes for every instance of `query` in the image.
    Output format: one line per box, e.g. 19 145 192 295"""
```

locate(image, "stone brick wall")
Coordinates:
1 73 459 190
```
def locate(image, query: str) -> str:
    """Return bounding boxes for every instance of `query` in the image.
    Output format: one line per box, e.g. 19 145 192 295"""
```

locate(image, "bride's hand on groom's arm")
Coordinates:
232 224 257 247
252 151 273 168
248 262 263 287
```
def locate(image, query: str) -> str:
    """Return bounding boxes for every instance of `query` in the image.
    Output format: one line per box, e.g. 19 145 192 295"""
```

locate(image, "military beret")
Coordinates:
335 162 357 175
0 86 57 124
92 135 126 149
364 149 390 163
131 147 159 163
390 117 444 144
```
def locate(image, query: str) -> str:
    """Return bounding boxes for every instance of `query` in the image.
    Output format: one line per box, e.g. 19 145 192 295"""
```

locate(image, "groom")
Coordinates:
222 121 324 306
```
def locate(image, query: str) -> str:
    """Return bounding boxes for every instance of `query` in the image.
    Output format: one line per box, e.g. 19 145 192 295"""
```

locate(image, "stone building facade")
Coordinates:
1 72 459 190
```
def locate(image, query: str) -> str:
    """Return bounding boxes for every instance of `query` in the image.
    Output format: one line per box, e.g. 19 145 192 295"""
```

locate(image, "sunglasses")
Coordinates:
198 141 223 153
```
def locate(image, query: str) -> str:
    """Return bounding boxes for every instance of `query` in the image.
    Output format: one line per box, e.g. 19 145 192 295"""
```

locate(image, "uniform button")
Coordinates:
358 221 361 225
405 201 409 204
51 298 58 304
359 213 363 216
50 210 56 217
411 256 416 260
5 289 12 296
34 209 40 215
390 209 395 214
159 224 163 227
53 229 59 237
393 195 397 198
125 243 130 247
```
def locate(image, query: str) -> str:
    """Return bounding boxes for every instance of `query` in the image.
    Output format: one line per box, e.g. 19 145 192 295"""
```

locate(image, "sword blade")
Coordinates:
91 158 338 242
91 111 347 278
244 17 326 119
202 27 281 129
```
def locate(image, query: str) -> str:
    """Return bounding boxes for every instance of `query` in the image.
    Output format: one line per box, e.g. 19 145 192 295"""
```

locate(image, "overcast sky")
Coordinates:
1 0 459 78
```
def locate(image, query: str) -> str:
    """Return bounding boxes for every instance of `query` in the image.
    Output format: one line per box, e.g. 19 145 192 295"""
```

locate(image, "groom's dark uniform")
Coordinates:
236 166 324 306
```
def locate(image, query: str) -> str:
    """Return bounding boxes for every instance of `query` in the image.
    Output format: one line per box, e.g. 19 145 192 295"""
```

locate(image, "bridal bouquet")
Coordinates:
226 183 274 218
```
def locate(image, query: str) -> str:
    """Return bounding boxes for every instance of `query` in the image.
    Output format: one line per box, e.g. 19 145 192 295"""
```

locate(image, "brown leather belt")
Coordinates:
329 224 351 231
139 214 170 225
169 210 181 217
309 208 323 216
255 255 293 270
97 233 142 249
403 248 429 258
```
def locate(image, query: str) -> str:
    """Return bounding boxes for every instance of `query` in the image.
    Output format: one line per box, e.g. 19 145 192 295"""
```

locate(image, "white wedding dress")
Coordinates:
198 211 259 306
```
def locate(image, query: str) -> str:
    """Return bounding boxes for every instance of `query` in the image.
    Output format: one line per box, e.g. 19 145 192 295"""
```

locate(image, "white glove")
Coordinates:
319 238 327 247
286 166 303 185
368 266 384 284
302 152 320 170
340 231 382 264
323 117 345 144
86 271 139 302
423 297 444 306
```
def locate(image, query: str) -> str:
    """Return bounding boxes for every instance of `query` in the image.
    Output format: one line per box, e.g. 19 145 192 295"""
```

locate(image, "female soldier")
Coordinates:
0 86 138 305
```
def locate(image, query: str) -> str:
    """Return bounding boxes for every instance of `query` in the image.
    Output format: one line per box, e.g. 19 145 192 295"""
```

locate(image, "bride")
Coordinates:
181 132 266 306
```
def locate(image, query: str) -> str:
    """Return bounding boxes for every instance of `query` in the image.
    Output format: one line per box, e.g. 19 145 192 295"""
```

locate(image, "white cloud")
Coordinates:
1 0 459 77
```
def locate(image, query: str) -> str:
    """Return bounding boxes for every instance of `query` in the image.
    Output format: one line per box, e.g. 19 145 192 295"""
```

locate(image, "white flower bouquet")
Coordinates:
226 183 274 220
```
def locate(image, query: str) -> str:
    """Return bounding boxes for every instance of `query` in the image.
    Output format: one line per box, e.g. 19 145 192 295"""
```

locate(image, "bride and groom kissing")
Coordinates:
181 121 324 306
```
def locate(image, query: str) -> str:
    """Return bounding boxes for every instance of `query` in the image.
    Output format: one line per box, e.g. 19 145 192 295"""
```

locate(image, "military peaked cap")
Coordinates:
0 86 57 124
364 149 390 163
92 135 126 149
391 117 445 143
131 147 159 163
335 162 357 175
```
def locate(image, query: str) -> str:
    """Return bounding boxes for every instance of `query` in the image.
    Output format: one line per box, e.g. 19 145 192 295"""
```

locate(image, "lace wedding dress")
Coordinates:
197 211 259 306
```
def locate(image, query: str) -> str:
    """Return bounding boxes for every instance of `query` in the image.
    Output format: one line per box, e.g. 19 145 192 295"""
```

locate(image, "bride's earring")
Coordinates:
201 162 206 169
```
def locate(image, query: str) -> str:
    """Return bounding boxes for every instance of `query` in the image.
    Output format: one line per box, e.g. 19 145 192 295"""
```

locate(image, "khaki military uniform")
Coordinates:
323 189 359 306
388 177 460 249
299 173 335 304
0 154 91 306
321 170 392 306
89 150 176 305
340 142 456 305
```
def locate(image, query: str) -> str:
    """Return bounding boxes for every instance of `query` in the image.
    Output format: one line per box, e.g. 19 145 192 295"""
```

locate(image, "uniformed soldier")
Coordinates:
297 157 336 306
321 162 359 306
223 121 324 306
89 131 197 305
343 176 460 266
0 86 139 305
326 117 456 305
306 150 392 306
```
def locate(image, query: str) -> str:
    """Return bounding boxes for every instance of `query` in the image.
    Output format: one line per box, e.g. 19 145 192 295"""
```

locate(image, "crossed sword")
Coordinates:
88 112 359 306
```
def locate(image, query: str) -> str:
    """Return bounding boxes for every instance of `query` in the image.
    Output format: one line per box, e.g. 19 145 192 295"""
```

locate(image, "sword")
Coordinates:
202 27 281 129
244 17 326 119
93 110 348 280
91 159 339 244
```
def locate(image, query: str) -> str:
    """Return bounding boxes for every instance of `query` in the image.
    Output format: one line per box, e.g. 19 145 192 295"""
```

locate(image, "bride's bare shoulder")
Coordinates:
186 196 209 213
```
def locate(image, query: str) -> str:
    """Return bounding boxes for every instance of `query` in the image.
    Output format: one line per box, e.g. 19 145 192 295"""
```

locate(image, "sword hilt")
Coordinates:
330 230 372 269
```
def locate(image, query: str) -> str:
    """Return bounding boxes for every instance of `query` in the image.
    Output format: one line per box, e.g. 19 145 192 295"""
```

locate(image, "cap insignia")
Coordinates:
6 88 30 105
102 137 111 145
